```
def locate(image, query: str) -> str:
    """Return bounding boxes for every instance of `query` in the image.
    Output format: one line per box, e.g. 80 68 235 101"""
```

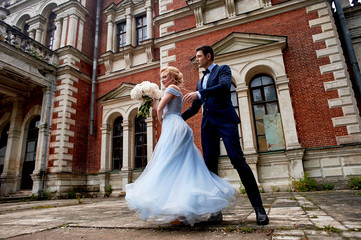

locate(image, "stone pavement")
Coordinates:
0 190 360 239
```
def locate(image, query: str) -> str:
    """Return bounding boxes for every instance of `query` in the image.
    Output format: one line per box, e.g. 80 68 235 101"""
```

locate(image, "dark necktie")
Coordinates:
201 69 210 88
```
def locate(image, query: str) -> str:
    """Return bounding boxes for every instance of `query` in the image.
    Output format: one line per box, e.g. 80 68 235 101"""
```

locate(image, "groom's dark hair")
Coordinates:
196 45 214 61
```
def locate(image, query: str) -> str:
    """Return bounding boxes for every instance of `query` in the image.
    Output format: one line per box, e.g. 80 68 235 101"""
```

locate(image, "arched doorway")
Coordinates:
21 116 40 190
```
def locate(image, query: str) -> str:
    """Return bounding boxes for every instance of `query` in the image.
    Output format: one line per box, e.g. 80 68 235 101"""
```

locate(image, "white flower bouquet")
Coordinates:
130 81 163 118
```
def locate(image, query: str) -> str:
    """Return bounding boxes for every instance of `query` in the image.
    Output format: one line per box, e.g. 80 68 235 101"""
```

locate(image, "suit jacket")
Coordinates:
182 64 240 129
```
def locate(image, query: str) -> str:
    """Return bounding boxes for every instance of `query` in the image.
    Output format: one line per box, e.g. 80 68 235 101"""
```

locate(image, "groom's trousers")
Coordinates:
201 122 263 208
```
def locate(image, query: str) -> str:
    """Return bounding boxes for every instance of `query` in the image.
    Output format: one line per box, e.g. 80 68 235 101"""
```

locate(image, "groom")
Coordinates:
182 45 269 225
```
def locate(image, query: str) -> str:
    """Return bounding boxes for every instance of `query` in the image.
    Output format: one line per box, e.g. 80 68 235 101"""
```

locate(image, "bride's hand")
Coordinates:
183 92 199 103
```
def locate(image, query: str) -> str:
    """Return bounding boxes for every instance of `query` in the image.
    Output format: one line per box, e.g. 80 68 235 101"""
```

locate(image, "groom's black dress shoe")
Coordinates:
254 206 269 225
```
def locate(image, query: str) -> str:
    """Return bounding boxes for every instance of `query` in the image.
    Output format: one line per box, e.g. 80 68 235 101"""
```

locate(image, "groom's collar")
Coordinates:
207 63 216 73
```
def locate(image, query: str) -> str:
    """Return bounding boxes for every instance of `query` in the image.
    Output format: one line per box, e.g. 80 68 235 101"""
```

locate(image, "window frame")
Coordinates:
112 116 123 171
116 21 127 50
135 15 147 46
250 75 282 152
134 116 147 169
45 12 57 50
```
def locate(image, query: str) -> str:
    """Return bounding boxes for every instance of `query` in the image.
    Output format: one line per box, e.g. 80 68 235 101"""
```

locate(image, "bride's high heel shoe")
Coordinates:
170 217 186 226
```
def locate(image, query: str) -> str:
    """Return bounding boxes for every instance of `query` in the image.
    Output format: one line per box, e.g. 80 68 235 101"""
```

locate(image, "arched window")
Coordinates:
250 75 285 152
23 23 29 36
112 116 123 171
21 116 40 190
46 12 57 50
134 116 147 169
0 123 10 176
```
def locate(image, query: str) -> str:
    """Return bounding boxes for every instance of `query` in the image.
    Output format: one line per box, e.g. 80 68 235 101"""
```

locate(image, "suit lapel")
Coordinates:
206 64 218 88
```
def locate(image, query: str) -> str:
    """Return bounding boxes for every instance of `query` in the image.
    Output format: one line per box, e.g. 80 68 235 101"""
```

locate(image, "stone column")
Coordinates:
121 120 131 192
35 28 43 43
28 30 35 40
125 14 132 46
146 6 153 39
106 16 114 52
100 123 111 172
121 120 131 171
276 77 302 149
0 98 24 195
60 16 68 47
237 86 257 154
145 117 154 161
76 18 84 51
53 19 62 50
67 15 78 47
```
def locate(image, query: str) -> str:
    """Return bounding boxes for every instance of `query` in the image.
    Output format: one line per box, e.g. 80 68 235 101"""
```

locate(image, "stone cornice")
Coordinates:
25 14 46 29
97 61 159 83
154 5 193 26
56 45 92 65
56 65 91 83
54 0 89 21
154 0 324 47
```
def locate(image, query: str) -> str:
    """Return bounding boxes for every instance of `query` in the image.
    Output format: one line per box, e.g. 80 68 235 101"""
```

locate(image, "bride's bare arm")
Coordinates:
157 93 174 122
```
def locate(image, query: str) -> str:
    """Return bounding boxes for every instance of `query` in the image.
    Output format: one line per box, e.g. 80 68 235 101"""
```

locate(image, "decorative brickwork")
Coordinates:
307 2 361 144
50 74 78 173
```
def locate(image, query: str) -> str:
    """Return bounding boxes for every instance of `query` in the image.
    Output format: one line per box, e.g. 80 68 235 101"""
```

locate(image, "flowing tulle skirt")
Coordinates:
125 114 236 226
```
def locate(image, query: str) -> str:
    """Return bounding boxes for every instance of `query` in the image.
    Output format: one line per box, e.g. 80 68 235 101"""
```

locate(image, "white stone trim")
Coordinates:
49 74 78 173
159 0 174 14
307 2 361 144
99 83 157 189
160 43 176 68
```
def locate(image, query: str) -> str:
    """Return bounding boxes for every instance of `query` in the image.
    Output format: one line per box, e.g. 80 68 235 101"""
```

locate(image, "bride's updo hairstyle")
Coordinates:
161 66 184 86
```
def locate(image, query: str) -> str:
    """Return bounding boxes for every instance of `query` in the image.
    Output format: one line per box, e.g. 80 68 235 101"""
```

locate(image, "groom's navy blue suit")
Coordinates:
182 64 263 208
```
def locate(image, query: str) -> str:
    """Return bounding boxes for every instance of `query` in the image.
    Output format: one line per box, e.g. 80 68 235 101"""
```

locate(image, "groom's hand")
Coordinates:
183 92 199 103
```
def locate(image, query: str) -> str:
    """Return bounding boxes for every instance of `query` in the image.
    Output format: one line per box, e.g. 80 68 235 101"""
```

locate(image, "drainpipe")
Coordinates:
333 0 361 96
90 0 101 135
40 74 55 198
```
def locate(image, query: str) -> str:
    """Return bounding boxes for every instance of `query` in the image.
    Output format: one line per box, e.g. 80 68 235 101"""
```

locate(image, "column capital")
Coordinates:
101 123 111 132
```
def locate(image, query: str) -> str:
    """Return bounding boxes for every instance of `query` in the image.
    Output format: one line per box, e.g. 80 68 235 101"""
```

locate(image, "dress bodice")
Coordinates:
163 87 183 117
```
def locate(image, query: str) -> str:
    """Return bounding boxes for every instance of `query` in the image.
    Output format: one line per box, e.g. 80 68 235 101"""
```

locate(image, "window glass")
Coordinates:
117 22 126 49
112 117 123 170
136 15 147 45
21 116 40 189
250 75 285 151
134 116 147 169
46 12 57 50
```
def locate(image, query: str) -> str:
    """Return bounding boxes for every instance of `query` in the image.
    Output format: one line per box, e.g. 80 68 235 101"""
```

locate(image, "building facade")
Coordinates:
0 0 360 197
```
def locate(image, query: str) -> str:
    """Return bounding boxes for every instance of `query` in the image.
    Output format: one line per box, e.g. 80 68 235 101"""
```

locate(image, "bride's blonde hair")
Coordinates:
160 66 184 86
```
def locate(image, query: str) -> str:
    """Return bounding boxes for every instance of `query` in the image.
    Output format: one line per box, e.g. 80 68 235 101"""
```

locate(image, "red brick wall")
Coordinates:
168 14 196 33
24 86 43 115
168 7 345 149
72 78 91 173
80 0 97 58
167 1 188 11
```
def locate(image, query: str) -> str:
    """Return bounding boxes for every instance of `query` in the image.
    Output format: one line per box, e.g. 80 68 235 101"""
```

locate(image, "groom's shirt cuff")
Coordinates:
196 91 201 99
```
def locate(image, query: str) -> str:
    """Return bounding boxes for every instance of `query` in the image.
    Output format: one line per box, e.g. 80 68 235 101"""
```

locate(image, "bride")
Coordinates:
125 66 236 226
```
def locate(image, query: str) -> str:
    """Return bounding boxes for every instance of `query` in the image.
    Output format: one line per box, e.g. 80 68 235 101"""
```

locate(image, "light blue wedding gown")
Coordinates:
125 87 236 226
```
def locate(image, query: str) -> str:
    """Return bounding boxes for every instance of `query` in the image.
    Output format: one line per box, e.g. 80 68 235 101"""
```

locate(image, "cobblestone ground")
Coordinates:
0 190 360 240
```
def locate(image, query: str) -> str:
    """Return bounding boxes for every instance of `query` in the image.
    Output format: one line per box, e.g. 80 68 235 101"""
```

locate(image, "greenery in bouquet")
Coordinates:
130 81 163 118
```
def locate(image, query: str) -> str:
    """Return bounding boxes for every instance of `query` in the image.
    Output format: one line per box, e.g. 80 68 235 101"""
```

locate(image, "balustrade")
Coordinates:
0 20 58 67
